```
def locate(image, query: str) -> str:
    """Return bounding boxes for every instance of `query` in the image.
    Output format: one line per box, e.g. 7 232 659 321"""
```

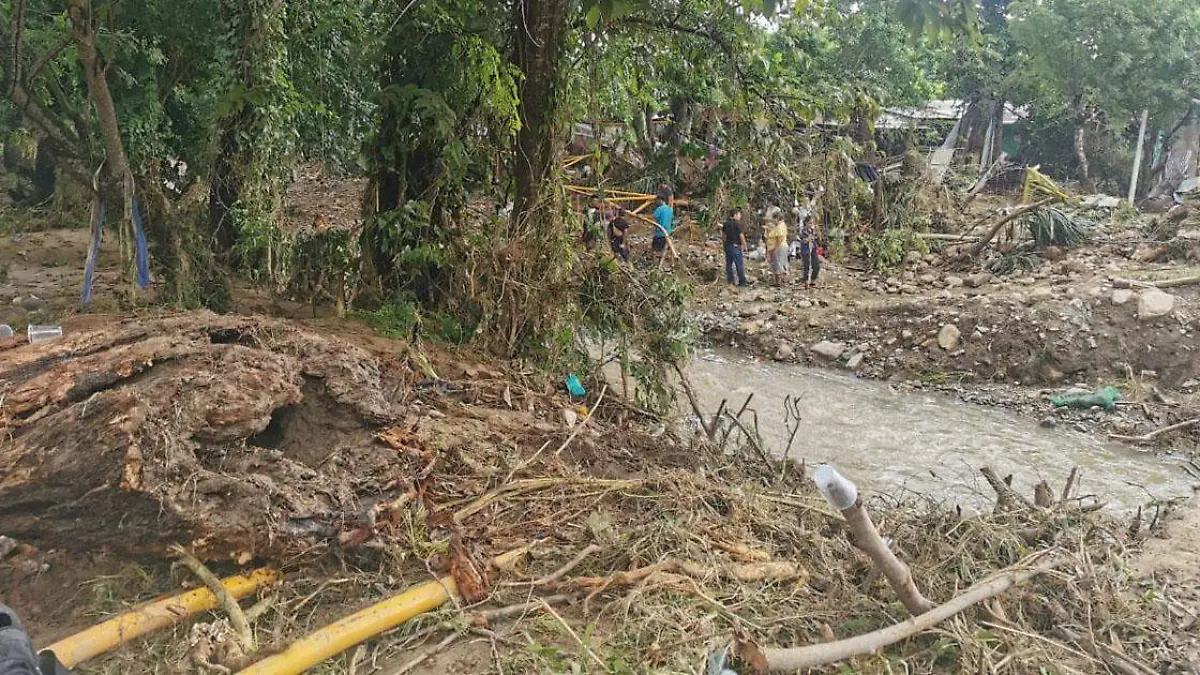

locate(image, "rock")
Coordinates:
919 274 937 285
944 275 964 288
811 341 847 360
900 284 918 295
846 353 864 370
901 329 914 341
885 276 900 287
937 324 961 351
0 535 16 560
561 408 579 428
797 300 813 309
1039 417 1058 429
1031 287 1054 302
964 273 991 288
12 294 46 312
738 305 761 318
904 249 923 266
1111 289 1133 305
807 316 820 328
1137 290 1176 320
739 319 765 335
773 341 795 362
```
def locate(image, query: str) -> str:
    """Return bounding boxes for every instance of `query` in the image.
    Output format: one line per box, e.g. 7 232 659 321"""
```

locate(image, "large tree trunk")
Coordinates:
1128 108 1149 204
68 0 139 291
1070 96 1094 191
511 0 569 234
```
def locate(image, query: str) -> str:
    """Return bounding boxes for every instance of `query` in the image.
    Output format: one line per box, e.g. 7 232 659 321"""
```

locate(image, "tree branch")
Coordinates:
741 558 1061 672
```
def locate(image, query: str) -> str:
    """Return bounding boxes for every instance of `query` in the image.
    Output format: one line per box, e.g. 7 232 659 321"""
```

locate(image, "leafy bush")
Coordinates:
859 227 929 274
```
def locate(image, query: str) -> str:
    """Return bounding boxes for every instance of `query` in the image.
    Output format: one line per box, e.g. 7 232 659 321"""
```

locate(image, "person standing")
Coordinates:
652 196 675 260
722 208 748 287
763 206 789 285
608 210 631 262
798 218 822 287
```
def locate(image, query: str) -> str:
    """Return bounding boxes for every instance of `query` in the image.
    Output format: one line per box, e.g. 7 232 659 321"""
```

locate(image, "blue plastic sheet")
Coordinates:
80 196 105 307
131 196 151 289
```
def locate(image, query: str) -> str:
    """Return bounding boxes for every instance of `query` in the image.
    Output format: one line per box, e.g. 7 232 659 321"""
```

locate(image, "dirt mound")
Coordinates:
0 312 405 560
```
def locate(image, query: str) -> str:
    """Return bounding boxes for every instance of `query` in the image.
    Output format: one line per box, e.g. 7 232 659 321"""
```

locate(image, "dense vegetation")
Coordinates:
2 0 1199 380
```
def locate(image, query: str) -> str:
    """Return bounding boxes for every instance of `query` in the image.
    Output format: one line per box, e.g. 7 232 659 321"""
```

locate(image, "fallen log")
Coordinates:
915 233 982 242
1110 275 1200 290
739 558 1059 672
1109 418 1200 444
965 196 1060 258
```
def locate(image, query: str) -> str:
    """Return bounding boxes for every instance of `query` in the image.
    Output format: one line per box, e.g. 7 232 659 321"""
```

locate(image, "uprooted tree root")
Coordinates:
2 312 1193 673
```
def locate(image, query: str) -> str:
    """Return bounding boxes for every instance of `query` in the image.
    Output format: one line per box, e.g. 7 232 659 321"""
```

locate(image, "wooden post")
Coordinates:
1129 108 1150 204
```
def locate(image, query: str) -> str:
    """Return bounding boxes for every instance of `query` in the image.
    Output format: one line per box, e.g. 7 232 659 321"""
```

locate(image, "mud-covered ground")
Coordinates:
2 192 1199 673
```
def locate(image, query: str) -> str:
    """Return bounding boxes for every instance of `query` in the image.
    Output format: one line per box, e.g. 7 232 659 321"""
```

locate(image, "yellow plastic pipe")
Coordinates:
238 549 527 675
237 575 459 675
45 568 280 668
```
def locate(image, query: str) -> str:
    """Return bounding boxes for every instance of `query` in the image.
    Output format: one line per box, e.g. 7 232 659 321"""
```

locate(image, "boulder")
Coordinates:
773 341 795 362
937 324 961 351
739 319 765 335
1137 290 1176 320
1111 289 1133 306
944 275 965 288
964 273 992 289
810 341 847 360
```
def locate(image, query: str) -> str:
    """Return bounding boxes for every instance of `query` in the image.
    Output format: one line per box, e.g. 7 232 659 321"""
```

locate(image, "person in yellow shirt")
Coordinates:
764 206 789 285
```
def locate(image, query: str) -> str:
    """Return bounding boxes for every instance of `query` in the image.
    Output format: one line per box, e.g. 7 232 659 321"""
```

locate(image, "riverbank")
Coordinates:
685 209 1200 454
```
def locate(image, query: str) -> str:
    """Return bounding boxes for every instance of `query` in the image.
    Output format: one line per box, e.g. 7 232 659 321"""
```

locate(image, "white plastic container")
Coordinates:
27 324 63 344
812 464 859 510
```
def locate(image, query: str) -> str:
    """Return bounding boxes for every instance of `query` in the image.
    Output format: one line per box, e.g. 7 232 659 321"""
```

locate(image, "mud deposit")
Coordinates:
0 312 404 560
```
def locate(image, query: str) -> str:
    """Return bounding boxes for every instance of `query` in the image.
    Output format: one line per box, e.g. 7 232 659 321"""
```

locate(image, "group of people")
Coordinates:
582 184 676 264
722 194 824 289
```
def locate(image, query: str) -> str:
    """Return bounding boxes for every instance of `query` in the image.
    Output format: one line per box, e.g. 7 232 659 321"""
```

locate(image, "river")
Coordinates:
686 349 1193 513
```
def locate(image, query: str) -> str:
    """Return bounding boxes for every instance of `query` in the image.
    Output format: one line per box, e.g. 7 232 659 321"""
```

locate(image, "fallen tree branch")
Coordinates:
529 544 603 586
1109 418 1200 444
1111 275 1200 290
981 466 1037 511
841 499 935 616
963 152 1009 204
452 477 638 524
915 233 982 242
965 196 1060 258
171 545 256 653
739 558 1060 672
811 466 933 616
673 363 715 438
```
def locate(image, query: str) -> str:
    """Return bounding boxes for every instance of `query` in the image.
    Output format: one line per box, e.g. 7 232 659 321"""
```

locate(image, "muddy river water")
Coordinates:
686 349 1194 513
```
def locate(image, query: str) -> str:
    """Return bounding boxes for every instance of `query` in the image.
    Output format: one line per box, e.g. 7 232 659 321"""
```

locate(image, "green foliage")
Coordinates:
578 258 694 413
352 301 476 345
1022 207 1093 247
287 228 359 306
859 227 929 274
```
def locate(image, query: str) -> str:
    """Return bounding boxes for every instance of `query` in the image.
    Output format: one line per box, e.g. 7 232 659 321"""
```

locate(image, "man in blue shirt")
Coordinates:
651 197 674 256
